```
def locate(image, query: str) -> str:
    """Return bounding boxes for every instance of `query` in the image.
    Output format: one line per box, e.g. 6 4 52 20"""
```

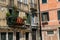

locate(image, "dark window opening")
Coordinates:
47 30 54 34
42 12 49 21
8 32 13 40
58 0 60 1
57 10 60 20
16 32 20 40
26 13 30 24
9 9 12 15
32 29 36 40
42 0 47 4
59 28 60 40
1 32 6 40
26 32 29 40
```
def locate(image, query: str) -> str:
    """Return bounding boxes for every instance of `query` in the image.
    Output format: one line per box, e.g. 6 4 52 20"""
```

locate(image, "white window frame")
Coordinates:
34 16 38 24
0 32 6 40
0 32 14 40
18 0 23 2
32 0 34 4
24 0 28 4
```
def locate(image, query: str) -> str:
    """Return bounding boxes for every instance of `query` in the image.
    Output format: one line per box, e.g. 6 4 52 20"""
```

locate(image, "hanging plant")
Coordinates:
23 15 27 20
6 12 10 17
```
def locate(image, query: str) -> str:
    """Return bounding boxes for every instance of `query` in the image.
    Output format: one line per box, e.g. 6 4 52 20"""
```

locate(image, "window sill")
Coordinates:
42 21 48 25
58 20 60 23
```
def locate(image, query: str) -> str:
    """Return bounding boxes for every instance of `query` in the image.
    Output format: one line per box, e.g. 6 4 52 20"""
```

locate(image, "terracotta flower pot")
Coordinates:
16 17 24 25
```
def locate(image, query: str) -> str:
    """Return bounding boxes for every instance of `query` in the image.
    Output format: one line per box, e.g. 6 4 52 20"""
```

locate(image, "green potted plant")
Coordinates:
6 11 10 17
23 15 27 20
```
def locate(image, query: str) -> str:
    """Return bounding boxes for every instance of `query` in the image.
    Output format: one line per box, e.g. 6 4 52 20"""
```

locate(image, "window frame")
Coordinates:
8 32 13 40
24 0 28 4
42 12 49 21
42 0 47 4
1 32 6 40
47 30 54 36
57 10 60 20
58 0 60 1
18 0 23 2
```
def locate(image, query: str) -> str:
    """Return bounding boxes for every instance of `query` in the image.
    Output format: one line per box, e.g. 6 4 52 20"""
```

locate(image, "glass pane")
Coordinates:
26 13 30 24
16 32 20 40
26 32 29 40
58 0 60 1
47 30 54 34
24 0 28 4
42 12 49 21
32 30 36 40
58 10 60 20
8 32 13 40
1 32 6 40
42 0 47 3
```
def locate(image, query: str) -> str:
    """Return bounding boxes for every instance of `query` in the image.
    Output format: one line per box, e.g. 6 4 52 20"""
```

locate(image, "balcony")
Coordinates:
6 6 25 27
6 16 16 26
42 21 48 25
6 11 30 28
30 3 37 12
6 16 25 27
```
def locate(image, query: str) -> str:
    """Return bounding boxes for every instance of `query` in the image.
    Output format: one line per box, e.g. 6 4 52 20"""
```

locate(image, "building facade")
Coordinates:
0 0 39 40
40 0 60 40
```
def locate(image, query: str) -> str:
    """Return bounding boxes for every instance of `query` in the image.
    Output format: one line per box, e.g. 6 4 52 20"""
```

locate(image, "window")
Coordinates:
42 12 49 21
18 0 23 2
26 13 30 24
31 0 34 4
58 0 60 1
42 0 47 4
31 14 34 24
30 0 35 7
32 29 36 40
0 32 14 40
16 32 20 40
59 28 60 40
9 9 12 15
9 0 14 6
57 10 60 20
47 30 54 34
26 32 29 40
24 0 28 4
1 32 6 40
8 32 13 40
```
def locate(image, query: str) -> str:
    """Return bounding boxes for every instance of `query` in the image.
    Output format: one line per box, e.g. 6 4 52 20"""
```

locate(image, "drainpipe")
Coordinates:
38 0 42 40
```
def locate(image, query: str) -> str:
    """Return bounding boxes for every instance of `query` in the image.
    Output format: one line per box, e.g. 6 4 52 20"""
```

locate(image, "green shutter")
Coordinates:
26 13 31 24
